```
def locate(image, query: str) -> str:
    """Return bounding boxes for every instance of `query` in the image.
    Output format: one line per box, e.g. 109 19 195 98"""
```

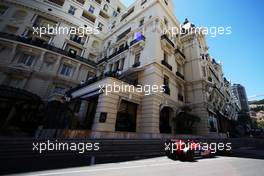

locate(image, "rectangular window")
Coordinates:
109 64 113 71
135 53 140 64
113 11 118 17
18 54 34 66
139 18 144 27
202 66 207 77
107 41 111 48
163 75 170 95
98 22 104 31
120 58 125 70
177 63 182 73
209 116 217 132
53 86 65 95
111 21 116 29
68 6 76 15
112 61 119 72
164 52 168 62
164 18 168 27
60 64 73 77
89 5 95 14
3 25 18 34
164 75 169 86
117 7 121 13
0 5 8 15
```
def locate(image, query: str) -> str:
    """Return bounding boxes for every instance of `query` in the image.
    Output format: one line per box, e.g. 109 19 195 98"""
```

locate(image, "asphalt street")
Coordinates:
13 154 264 176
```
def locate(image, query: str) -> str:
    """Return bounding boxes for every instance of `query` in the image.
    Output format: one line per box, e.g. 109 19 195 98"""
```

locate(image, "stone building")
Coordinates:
0 0 239 136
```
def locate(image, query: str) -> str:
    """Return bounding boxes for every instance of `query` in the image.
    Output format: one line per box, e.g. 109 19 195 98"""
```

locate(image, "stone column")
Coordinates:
78 100 89 122
73 63 81 80
8 44 18 64
137 94 161 133
53 55 62 74
92 93 119 132
34 50 45 71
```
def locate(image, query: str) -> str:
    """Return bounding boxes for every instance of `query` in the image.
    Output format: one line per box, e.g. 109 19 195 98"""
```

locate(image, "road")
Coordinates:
13 155 264 176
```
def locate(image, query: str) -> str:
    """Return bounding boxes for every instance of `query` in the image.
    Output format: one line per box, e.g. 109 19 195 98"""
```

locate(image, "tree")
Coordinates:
257 120 264 128
175 106 201 134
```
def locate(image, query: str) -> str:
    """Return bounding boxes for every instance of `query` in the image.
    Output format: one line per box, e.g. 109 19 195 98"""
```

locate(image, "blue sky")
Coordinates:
121 0 264 100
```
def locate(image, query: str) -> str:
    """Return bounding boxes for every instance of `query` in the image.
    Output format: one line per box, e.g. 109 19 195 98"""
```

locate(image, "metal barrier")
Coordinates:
0 137 263 174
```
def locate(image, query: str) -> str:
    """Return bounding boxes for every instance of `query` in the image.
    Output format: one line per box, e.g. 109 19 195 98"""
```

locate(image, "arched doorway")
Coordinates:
0 85 43 136
115 100 137 132
160 106 173 134
44 100 74 129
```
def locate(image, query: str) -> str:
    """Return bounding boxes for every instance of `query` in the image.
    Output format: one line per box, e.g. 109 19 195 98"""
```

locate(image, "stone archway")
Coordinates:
115 100 137 132
159 106 174 134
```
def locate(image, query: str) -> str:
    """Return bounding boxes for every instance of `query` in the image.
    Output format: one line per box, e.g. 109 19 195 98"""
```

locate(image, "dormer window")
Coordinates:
103 4 109 12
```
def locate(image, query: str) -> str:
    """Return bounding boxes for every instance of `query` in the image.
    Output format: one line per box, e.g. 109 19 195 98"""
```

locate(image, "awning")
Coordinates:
0 85 42 103
80 88 102 100
119 67 144 79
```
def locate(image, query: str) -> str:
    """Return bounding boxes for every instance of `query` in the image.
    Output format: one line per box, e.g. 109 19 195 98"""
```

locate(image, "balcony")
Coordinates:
176 71 184 80
98 44 129 64
161 60 172 71
94 0 102 5
76 0 85 4
68 71 139 94
164 85 170 95
120 7 134 21
175 48 186 60
130 35 146 46
99 10 110 20
69 35 85 45
0 32 96 67
33 16 57 29
108 44 129 59
178 94 184 102
161 34 175 48
132 62 140 68
47 0 65 6
82 11 96 23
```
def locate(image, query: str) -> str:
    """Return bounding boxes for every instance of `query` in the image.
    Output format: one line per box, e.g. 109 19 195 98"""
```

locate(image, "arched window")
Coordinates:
92 40 99 48
103 4 108 12
12 9 27 20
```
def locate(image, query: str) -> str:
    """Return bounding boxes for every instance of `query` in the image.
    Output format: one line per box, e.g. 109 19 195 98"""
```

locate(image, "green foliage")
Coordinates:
257 120 264 128
175 106 201 134
249 99 264 105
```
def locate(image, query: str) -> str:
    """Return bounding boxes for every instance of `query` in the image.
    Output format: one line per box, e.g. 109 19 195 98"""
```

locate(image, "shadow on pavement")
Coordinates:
0 155 162 175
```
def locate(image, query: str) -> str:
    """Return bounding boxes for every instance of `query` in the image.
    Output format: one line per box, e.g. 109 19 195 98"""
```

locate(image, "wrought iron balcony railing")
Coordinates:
130 35 145 46
161 60 172 71
161 34 175 48
176 71 185 80
0 32 96 67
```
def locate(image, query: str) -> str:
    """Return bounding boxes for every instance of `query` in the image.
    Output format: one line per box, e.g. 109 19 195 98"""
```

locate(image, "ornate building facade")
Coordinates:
0 0 239 136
